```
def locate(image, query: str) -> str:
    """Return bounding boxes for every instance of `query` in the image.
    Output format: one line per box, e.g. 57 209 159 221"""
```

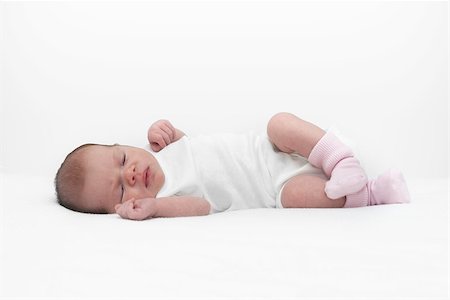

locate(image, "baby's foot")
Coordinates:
308 131 368 200
368 169 411 205
344 169 411 208
324 157 368 199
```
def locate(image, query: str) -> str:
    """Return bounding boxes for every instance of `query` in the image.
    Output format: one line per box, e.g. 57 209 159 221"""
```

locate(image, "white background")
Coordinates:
0 1 448 179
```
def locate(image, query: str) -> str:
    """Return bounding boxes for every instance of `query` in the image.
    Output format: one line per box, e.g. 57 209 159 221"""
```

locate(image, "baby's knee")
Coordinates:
268 112 293 128
267 112 294 138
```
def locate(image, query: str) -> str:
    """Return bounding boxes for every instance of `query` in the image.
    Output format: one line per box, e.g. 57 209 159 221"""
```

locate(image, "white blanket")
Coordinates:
1 173 448 298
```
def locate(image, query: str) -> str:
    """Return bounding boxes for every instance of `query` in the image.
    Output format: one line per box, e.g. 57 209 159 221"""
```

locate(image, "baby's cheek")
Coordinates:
127 188 149 201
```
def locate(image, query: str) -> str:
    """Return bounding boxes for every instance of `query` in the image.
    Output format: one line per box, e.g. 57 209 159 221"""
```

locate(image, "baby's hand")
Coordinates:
147 119 177 152
115 198 157 221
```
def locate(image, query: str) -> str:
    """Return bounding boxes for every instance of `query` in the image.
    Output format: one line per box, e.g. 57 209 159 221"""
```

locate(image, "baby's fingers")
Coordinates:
115 198 135 219
161 124 175 141
150 142 163 152
115 198 149 221
160 131 171 146
126 207 149 221
115 204 128 219
152 134 168 149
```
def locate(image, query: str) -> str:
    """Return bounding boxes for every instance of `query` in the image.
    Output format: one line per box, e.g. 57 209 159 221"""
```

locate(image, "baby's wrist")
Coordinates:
145 198 159 218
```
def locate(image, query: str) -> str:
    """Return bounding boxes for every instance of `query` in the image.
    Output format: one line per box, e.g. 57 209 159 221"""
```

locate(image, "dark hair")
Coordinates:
55 143 108 214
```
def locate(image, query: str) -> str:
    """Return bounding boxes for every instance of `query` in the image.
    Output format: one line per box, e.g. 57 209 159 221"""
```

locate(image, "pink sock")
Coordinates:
344 169 411 208
308 131 368 199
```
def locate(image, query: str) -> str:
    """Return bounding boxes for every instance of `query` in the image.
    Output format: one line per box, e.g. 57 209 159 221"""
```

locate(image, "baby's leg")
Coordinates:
267 112 367 199
267 112 325 157
280 175 346 208
280 171 410 209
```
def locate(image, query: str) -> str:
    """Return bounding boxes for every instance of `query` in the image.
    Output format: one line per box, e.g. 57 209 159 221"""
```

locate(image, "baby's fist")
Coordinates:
147 119 176 152
115 198 156 221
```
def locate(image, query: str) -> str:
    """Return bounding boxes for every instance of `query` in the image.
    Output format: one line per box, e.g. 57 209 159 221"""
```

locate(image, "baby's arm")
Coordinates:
147 119 185 152
115 196 210 220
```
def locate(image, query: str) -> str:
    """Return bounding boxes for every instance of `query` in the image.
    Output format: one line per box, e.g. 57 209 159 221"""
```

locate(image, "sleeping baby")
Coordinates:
55 112 410 220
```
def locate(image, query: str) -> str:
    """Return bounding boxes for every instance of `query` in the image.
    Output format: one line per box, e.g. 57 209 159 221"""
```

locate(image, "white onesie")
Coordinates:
146 132 324 214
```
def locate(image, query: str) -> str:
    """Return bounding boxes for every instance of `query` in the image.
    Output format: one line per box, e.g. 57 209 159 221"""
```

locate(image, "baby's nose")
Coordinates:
126 165 137 185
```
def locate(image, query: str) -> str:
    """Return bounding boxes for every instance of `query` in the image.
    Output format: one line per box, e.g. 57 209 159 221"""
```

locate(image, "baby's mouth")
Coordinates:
145 167 150 188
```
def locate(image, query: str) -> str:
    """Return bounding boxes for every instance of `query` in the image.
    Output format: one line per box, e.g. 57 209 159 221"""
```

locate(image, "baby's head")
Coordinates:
55 143 165 214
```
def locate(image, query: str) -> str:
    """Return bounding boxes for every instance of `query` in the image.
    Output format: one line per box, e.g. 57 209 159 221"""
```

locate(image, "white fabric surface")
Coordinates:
0 173 448 299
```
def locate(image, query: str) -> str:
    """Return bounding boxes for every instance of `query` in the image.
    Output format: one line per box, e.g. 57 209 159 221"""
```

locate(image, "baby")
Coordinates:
55 112 410 220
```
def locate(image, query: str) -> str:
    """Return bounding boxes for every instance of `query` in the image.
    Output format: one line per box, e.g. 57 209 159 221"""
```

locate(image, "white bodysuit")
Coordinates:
147 132 324 214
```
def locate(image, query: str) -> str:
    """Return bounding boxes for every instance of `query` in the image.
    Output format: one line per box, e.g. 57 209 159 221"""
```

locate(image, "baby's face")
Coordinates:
80 145 165 213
